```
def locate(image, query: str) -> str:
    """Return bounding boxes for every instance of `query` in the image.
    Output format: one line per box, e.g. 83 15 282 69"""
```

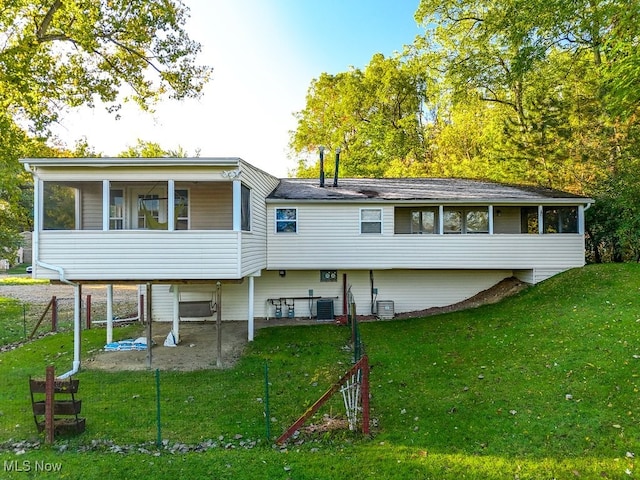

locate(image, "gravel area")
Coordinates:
0 283 139 304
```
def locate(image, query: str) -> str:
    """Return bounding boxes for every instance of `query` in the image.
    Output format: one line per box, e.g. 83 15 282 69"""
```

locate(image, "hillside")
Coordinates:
0 263 639 479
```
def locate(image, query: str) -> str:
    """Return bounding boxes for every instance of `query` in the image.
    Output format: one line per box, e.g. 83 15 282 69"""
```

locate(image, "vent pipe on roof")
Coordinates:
319 146 325 187
333 148 341 187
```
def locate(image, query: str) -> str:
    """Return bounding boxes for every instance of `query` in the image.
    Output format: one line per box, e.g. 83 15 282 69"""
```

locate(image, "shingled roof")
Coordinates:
268 178 590 203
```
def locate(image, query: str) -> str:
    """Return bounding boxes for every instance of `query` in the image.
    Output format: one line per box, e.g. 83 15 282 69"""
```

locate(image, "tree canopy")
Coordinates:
289 0 640 261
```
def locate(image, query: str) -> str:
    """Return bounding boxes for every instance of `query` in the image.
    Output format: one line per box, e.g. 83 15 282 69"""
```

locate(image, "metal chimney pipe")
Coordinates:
319 146 325 187
333 148 341 187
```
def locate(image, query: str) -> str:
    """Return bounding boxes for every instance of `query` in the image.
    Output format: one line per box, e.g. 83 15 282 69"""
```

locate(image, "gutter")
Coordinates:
23 162 81 379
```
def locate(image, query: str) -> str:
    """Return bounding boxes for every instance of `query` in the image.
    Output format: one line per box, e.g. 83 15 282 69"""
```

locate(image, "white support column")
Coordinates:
488 205 494 235
34 177 43 233
106 284 114 344
538 205 544 234
102 180 110 231
232 180 241 231
248 276 255 342
168 180 175 231
172 285 180 344
438 205 444 235
73 284 81 373
578 205 585 235
75 190 82 230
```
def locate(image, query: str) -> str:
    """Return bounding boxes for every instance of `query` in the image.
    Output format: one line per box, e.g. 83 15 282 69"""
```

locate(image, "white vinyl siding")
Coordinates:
184 183 232 230
239 163 280 276
267 204 586 272
151 269 516 320
37 231 242 280
80 182 103 230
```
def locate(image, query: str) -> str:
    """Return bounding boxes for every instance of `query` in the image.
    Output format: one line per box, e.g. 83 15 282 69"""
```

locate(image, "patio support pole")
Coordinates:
73 284 81 373
172 285 180 344
106 284 113 344
248 276 255 342
216 282 222 368
146 283 152 368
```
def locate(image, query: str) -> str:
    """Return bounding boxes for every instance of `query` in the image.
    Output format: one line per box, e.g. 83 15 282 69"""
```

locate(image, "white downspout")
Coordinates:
25 163 81 379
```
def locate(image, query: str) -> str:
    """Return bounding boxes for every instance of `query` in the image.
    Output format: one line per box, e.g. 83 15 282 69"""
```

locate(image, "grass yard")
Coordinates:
0 263 639 479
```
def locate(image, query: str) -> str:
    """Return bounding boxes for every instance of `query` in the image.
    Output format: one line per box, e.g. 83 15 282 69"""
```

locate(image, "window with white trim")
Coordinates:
360 208 382 234
175 189 189 230
109 189 124 230
275 208 297 233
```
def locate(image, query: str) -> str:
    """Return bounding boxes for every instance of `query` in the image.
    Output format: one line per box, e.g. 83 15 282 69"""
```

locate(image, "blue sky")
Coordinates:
55 0 423 176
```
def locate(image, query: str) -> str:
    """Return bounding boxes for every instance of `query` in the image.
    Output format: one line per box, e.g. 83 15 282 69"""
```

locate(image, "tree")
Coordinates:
290 50 435 177
0 0 210 253
117 139 193 158
1 0 210 132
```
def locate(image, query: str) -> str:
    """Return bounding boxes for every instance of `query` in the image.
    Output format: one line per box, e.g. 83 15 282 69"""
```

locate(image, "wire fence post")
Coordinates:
155 369 162 447
51 296 57 332
264 362 271 442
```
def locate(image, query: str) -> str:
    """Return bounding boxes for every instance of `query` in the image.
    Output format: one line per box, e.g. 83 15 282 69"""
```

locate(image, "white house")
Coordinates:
21 157 593 373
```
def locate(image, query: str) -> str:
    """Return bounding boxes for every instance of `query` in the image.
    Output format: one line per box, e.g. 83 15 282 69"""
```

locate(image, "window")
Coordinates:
138 194 164 229
465 209 489 233
276 208 297 233
43 183 76 230
361 208 382 234
543 206 578 233
175 189 189 230
411 209 436 234
443 210 462 234
241 184 251 231
109 189 124 230
520 207 539 234
443 207 489 234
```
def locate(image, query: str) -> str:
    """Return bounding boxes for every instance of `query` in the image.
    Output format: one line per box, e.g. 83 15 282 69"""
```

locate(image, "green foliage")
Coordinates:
1 264 639 478
290 0 640 214
586 156 640 262
291 49 436 178
117 139 193 158
0 1 211 132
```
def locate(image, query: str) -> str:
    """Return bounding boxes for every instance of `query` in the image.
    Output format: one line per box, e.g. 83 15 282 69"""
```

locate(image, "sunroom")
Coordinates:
23 158 257 282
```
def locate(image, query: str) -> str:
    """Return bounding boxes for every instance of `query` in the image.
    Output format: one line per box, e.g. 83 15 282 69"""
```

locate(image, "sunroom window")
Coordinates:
43 183 76 230
411 209 437 234
443 207 489 234
175 189 189 230
109 189 124 230
543 206 578 233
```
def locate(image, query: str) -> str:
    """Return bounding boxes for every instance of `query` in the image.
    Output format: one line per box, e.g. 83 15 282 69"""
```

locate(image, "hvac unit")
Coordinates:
316 298 335 321
376 300 395 320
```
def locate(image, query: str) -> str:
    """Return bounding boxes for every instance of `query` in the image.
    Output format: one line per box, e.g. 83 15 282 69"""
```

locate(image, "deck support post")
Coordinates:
106 284 114 344
248 276 255 342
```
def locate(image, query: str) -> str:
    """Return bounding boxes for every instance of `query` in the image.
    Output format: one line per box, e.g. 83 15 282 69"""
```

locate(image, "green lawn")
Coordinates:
1 263 639 479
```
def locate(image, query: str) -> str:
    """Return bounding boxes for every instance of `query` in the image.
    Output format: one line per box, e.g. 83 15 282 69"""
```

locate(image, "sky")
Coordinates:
53 0 424 177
